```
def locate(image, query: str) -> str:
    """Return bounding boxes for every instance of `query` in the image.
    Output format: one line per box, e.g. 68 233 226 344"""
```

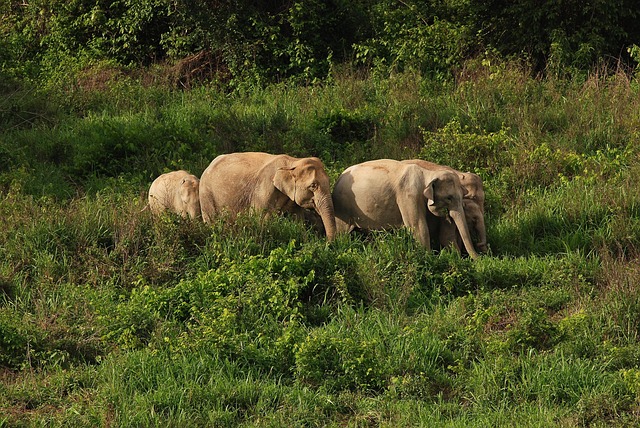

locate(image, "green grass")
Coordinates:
2 64 640 426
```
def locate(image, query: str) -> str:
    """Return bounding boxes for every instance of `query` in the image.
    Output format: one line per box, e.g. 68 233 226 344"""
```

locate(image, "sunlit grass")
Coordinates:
2 66 640 425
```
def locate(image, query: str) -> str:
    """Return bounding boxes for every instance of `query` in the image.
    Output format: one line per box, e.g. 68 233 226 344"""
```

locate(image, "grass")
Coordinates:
2 63 640 426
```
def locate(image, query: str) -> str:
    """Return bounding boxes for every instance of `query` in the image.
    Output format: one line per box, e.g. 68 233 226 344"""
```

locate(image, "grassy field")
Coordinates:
2 63 640 426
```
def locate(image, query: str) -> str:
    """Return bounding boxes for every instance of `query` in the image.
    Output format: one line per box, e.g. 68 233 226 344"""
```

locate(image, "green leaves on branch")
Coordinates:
4 0 639 86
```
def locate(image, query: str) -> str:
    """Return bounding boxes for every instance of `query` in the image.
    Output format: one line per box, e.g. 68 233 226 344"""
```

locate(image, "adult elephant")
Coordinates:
148 170 201 219
199 152 337 241
332 159 479 259
402 159 487 253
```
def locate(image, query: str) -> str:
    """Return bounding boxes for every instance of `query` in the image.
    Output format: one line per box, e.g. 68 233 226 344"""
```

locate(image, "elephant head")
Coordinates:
273 157 337 241
462 198 487 253
459 172 485 212
179 176 201 219
423 171 479 259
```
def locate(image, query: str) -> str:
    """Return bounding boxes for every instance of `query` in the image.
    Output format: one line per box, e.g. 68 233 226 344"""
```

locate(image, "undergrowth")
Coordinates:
2 65 640 426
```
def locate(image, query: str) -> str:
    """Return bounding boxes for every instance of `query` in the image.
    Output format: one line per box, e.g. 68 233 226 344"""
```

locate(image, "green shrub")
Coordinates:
313 108 376 161
419 119 512 174
98 287 159 351
506 305 559 351
295 325 384 391
98 239 362 374
385 318 456 400
354 1 472 78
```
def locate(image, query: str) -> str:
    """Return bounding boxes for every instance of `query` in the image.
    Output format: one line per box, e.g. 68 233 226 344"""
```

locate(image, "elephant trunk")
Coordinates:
315 193 337 241
188 204 202 220
450 209 480 259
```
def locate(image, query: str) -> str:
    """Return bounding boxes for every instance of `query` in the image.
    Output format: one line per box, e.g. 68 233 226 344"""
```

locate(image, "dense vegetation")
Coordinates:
3 0 640 88
3 1 640 426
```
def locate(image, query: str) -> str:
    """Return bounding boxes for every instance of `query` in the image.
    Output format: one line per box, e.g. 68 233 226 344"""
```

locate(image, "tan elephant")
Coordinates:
402 159 487 253
148 170 201 219
332 159 479 259
199 152 337 241
458 199 486 252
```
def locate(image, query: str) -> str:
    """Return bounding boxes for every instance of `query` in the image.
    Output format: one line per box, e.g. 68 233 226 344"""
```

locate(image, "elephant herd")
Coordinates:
147 152 487 258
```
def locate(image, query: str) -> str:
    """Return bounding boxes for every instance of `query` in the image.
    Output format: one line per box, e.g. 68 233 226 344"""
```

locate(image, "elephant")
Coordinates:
332 159 479 258
148 170 201 219
402 159 484 210
429 198 487 255
402 159 487 253
458 199 486 253
199 152 337 241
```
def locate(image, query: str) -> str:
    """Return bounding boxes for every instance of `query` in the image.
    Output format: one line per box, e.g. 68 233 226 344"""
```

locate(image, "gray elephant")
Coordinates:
332 159 479 258
199 152 337 241
402 159 487 253
148 170 201 219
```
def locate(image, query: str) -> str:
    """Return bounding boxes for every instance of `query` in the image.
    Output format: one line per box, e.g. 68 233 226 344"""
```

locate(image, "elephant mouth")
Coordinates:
301 200 315 209
429 204 448 218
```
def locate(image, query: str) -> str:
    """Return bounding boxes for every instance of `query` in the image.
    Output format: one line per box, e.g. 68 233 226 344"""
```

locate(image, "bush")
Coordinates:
313 108 376 161
295 326 384 391
354 0 472 78
419 119 512 175
98 238 363 374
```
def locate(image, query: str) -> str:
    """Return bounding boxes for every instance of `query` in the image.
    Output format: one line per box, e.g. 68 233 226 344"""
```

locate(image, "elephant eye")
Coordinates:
309 182 318 191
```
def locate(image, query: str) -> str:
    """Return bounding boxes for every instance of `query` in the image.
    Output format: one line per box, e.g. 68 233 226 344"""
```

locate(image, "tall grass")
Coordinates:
2 64 640 425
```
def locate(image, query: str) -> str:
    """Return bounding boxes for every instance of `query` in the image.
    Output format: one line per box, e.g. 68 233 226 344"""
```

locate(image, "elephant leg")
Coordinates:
439 219 460 252
397 198 431 250
335 216 354 235
412 219 431 249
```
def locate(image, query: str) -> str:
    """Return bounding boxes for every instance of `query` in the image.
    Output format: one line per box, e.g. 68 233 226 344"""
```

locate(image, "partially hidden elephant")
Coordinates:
148 170 201 219
332 159 479 258
199 152 337 241
402 159 487 253
458 199 486 252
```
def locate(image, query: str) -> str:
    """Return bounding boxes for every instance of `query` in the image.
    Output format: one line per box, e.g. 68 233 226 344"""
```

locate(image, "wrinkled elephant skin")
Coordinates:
199 152 336 241
403 159 487 254
148 170 201 219
332 159 479 258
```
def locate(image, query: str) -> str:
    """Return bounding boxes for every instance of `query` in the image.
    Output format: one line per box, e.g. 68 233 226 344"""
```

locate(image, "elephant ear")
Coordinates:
423 179 435 202
273 166 297 201
458 174 469 194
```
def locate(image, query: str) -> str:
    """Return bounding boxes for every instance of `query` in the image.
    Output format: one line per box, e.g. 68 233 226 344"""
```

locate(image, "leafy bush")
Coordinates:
98 239 361 374
419 119 512 174
354 0 472 78
295 326 383 391
313 108 376 161
506 305 559 351
466 0 640 73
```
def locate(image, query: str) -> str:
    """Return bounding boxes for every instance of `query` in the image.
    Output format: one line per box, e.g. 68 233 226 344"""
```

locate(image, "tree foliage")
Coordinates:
1 0 639 86
467 0 640 72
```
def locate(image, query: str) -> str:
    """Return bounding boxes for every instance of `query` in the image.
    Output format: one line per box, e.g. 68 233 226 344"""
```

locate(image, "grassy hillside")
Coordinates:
2 64 640 426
